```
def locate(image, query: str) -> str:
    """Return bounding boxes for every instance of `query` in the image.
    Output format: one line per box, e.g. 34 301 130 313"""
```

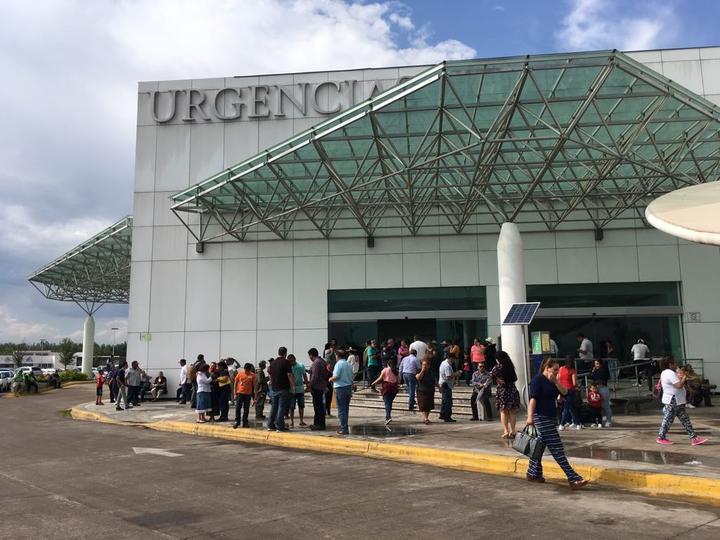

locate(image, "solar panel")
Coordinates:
502 302 541 325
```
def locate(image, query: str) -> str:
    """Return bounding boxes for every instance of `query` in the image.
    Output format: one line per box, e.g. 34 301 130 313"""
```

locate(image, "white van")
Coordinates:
0 370 13 391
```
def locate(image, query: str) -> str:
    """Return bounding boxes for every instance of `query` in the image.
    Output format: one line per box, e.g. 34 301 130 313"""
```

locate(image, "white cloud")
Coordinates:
0 204 111 259
0 305 55 342
556 0 672 51
388 12 414 30
94 319 128 345
1 0 476 345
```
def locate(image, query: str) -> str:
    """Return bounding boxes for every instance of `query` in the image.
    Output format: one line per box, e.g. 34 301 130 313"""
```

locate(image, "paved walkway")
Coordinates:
6 386 720 539
79 394 720 480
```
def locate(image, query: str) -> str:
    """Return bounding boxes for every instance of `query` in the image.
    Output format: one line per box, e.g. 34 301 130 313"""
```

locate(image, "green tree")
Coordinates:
11 350 26 368
58 338 78 370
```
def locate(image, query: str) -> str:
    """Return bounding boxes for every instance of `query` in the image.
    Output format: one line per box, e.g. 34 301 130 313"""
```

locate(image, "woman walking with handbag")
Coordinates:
371 357 400 426
526 358 587 489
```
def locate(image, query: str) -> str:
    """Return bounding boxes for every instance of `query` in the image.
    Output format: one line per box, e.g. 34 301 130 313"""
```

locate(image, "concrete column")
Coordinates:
82 315 95 376
497 222 528 406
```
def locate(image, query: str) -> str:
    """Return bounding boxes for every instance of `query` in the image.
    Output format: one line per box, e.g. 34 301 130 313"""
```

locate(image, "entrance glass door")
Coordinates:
378 319 436 343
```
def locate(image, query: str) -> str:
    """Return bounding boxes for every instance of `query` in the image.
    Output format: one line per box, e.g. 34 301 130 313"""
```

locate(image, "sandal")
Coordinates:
501 433 510 439
569 479 588 490
423 419 430 425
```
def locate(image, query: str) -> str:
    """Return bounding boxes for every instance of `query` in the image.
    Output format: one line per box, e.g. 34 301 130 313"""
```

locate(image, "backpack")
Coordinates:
652 378 663 401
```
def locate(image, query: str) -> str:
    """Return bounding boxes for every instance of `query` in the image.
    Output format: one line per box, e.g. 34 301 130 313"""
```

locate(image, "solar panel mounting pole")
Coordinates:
501 302 541 409
497 223 529 408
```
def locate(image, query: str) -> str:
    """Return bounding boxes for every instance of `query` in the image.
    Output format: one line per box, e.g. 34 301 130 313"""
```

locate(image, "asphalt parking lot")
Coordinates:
2 386 719 539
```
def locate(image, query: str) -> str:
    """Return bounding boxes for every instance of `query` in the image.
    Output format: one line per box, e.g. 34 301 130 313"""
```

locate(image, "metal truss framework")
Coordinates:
171 50 720 242
28 216 133 314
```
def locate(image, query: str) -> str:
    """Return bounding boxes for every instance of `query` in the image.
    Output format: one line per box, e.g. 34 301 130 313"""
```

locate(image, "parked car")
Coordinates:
0 370 13 391
17 366 43 377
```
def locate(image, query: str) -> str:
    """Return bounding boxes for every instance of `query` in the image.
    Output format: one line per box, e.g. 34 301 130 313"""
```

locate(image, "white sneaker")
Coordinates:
687 404 696 409
604 422 612 428
594 423 602 429
575 424 582 430
558 424 565 431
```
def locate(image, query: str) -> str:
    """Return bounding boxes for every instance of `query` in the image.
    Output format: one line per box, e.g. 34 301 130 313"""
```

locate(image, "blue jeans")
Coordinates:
598 385 612 424
403 372 417 409
267 388 290 430
440 384 453 419
335 385 352 433
234 394 252 426
382 393 396 421
559 389 581 426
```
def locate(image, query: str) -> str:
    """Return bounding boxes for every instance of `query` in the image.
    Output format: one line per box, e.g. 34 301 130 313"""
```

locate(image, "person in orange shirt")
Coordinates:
233 363 257 429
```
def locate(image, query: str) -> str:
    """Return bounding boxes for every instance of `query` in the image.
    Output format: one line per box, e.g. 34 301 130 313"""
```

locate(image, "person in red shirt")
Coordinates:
558 357 582 430
587 383 603 428
233 363 257 429
95 369 106 406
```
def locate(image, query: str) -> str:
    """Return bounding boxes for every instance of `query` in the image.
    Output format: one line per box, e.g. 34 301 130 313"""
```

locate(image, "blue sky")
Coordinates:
0 0 718 344
404 0 720 56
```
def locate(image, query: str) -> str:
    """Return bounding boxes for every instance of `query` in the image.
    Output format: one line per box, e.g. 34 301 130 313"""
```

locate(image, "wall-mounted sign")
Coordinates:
147 78 409 124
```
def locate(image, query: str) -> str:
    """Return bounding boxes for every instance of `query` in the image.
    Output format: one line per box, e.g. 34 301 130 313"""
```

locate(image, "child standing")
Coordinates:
462 360 472 386
587 383 603 428
95 369 105 406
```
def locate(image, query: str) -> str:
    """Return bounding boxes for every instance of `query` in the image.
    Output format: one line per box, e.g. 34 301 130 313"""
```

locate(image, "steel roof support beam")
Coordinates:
508 60 616 222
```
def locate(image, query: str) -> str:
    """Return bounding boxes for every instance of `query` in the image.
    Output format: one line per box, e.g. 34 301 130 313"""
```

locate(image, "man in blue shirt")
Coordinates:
329 349 353 435
399 349 420 411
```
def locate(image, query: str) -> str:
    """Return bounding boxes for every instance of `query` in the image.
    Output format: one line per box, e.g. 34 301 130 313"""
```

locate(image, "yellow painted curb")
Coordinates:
69 406 720 506
69 407 124 425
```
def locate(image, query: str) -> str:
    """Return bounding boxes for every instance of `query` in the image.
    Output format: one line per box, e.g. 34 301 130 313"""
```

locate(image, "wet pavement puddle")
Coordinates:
349 424 417 437
566 445 718 467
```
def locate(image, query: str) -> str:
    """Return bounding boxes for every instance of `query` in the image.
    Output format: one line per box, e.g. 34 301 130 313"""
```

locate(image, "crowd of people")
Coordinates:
92 333 711 462
93 361 168 409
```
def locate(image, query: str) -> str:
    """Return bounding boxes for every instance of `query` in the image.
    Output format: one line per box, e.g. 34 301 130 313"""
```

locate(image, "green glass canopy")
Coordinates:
28 216 133 313
171 50 720 242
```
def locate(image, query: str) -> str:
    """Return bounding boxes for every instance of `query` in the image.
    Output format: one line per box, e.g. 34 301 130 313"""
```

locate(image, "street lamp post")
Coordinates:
111 327 119 357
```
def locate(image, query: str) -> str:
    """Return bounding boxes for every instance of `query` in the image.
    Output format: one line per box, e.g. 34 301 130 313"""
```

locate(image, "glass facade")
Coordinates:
327 282 683 361
526 282 680 308
328 286 488 350
328 286 486 313
328 318 488 353
529 316 683 361
527 281 683 361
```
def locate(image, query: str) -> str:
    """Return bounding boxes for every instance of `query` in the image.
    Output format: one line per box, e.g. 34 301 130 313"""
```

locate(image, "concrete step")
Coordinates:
349 400 478 417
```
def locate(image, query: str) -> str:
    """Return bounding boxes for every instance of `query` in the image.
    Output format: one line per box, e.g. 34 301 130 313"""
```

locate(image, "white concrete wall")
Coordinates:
128 48 720 389
128 65 428 385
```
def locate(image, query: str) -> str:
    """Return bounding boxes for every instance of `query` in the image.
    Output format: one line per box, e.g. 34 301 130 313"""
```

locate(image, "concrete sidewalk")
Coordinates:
71 396 720 504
